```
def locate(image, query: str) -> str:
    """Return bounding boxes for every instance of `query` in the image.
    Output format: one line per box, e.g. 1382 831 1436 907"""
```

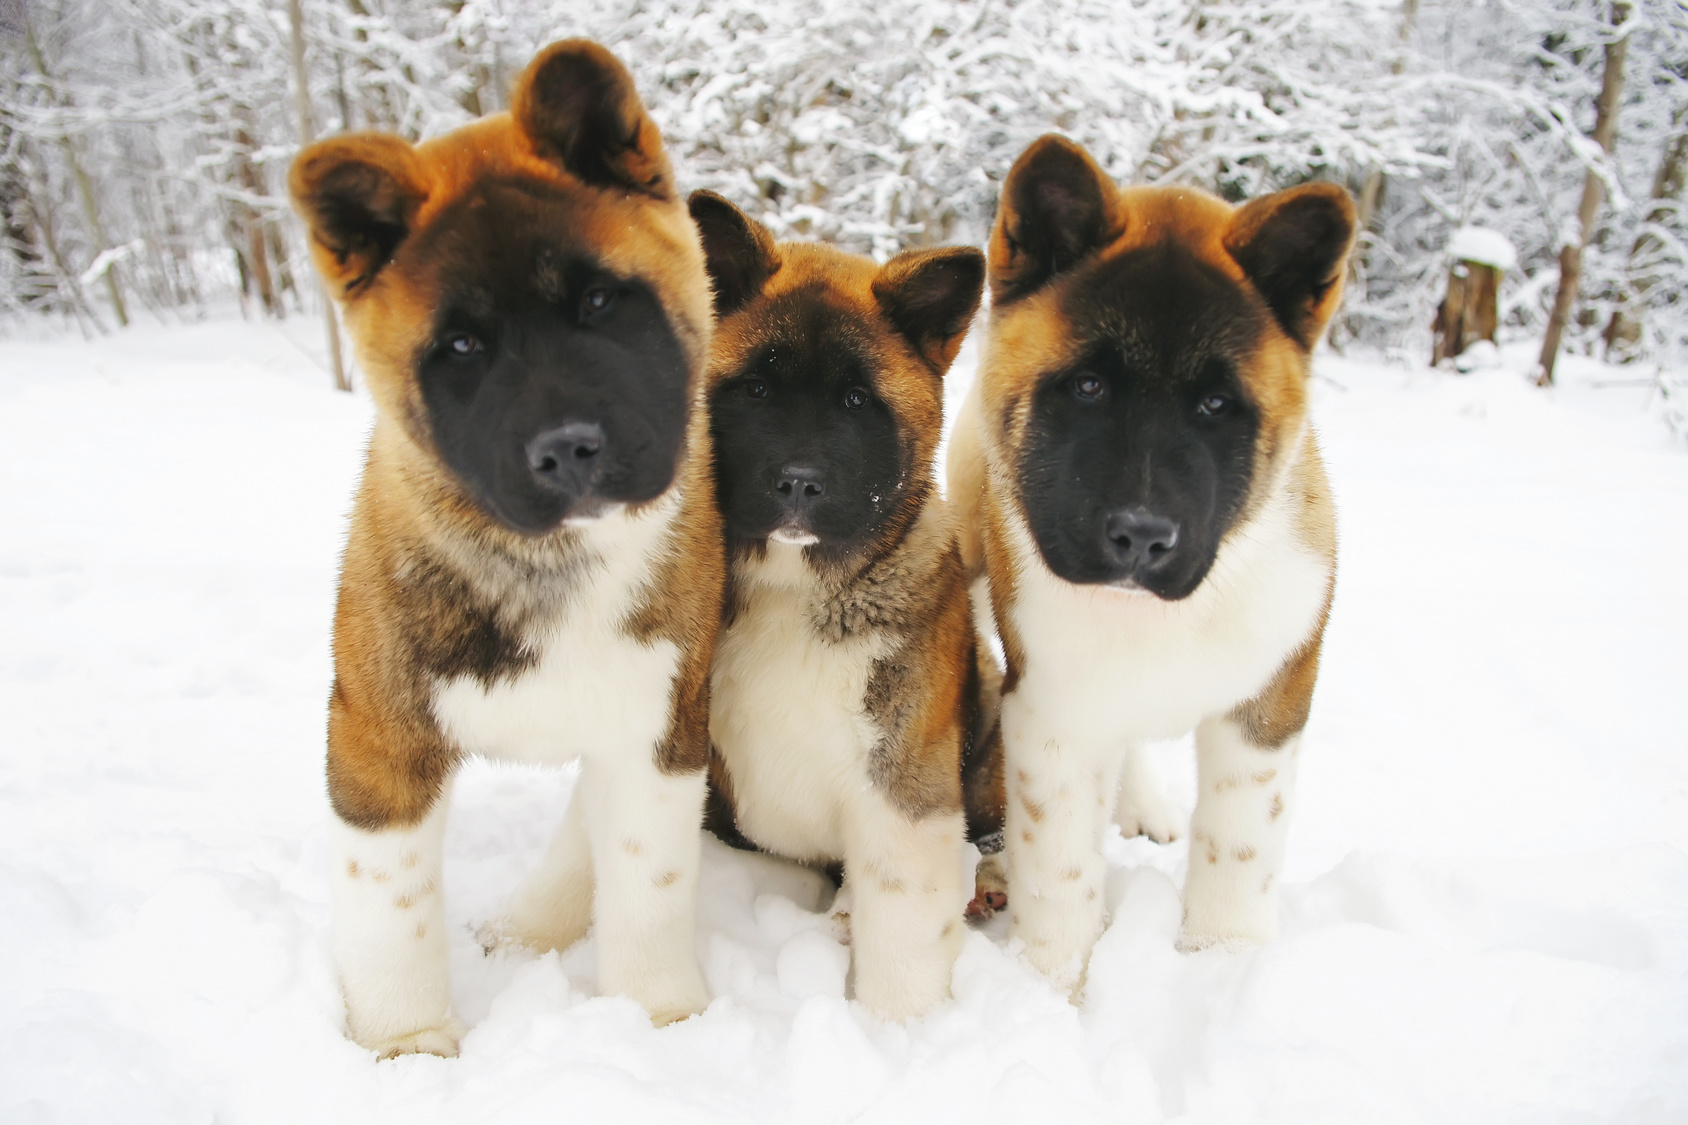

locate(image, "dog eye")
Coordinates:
843 387 870 410
1197 393 1231 416
745 379 769 399
580 286 617 320
443 332 484 358
1071 373 1104 401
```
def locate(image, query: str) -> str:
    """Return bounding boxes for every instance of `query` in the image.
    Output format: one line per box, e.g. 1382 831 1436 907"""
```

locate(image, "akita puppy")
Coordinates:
949 135 1355 992
687 191 997 1019
289 41 722 1056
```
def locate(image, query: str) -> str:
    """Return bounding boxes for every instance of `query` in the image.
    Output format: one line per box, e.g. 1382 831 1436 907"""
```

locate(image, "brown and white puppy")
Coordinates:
289 41 722 1057
687 191 998 1019
949 135 1354 994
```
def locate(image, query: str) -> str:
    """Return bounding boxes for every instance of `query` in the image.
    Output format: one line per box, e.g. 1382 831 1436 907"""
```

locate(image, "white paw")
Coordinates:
361 1016 466 1060
1175 929 1264 954
1116 788 1184 844
645 987 711 1027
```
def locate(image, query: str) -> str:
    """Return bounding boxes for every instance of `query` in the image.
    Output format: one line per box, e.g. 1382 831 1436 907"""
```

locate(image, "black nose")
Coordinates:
773 465 825 511
1103 508 1179 573
526 421 605 494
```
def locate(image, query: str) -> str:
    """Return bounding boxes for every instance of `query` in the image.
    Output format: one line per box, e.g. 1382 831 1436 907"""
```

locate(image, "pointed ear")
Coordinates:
1224 182 1357 348
687 190 781 317
513 39 672 199
873 246 986 374
289 133 428 297
989 134 1122 305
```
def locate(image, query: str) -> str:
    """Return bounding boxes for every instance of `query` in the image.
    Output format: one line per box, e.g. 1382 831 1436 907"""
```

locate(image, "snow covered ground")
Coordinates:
1 312 1685 1124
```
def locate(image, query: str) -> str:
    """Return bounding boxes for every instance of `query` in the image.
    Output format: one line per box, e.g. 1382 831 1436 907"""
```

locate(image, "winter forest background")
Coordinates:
1 0 1685 421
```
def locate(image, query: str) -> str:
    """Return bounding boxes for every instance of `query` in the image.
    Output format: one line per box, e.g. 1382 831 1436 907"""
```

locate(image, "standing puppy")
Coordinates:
949 135 1355 993
290 41 722 1056
688 191 994 1019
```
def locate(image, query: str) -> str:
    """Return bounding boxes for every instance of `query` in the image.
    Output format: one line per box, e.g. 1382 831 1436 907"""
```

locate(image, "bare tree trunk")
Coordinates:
233 120 280 318
1536 2 1630 387
25 14 129 328
1603 106 1687 359
1350 0 1418 269
289 0 352 393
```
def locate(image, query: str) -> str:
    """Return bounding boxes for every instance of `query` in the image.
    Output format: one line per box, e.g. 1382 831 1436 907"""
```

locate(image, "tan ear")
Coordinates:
512 39 673 199
687 190 781 317
289 133 429 297
1223 182 1357 348
988 134 1123 305
873 246 986 374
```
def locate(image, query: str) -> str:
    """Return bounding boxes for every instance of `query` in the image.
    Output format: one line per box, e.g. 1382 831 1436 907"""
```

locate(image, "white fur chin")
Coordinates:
561 502 627 528
1100 580 1162 598
768 528 820 545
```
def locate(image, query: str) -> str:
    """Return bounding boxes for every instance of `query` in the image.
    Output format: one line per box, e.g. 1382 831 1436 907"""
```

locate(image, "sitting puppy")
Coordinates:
688 191 995 1019
289 41 722 1056
949 135 1355 993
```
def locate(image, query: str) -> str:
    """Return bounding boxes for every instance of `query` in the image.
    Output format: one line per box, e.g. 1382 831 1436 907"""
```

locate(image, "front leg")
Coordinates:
580 750 710 1024
844 795 969 1020
330 786 464 1057
1002 698 1121 995
1181 635 1320 950
1180 719 1301 950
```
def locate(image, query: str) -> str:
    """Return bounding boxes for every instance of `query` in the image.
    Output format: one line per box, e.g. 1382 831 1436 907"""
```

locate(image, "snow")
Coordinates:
2 313 1686 1124
1445 226 1520 272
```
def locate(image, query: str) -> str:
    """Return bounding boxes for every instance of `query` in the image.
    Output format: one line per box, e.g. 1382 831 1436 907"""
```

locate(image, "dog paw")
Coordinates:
364 1017 467 1060
966 854 1008 920
646 988 711 1027
1117 789 1184 844
825 885 854 945
1175 930 1263 954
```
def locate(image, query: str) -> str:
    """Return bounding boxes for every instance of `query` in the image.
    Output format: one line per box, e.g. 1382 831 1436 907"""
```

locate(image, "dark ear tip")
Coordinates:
687 189 737 221
514 38 637 134
1021 133 1087 161
932 246 986 292
521 37 630 86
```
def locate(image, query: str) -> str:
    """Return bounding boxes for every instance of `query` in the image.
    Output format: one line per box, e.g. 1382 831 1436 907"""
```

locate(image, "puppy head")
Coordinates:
985 135 1354 598
691 190 983 562
289 40 711 536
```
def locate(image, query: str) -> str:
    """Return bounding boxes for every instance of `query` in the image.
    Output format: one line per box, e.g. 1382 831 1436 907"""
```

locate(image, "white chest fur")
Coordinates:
709 542 891 863
431 496 683 766
1006 483 1331 743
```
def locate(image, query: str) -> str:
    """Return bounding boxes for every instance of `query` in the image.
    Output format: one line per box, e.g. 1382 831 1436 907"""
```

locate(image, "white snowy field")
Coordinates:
1 311 1685 1125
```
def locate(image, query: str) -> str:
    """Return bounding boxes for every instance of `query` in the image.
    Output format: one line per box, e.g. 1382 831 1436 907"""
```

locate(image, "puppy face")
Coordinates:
290 41 711 536
983 136 1355 599
690 192 983 561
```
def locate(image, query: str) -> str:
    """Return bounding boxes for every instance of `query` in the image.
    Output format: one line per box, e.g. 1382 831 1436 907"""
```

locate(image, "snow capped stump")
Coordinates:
1432 226 1517 368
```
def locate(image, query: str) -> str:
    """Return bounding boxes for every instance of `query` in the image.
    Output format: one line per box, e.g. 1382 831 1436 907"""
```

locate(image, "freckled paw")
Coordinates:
364 1016 467 1060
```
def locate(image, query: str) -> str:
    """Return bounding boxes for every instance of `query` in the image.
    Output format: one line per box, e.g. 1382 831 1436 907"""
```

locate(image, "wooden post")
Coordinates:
1536 2 1630 387
1432 259 1502 366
